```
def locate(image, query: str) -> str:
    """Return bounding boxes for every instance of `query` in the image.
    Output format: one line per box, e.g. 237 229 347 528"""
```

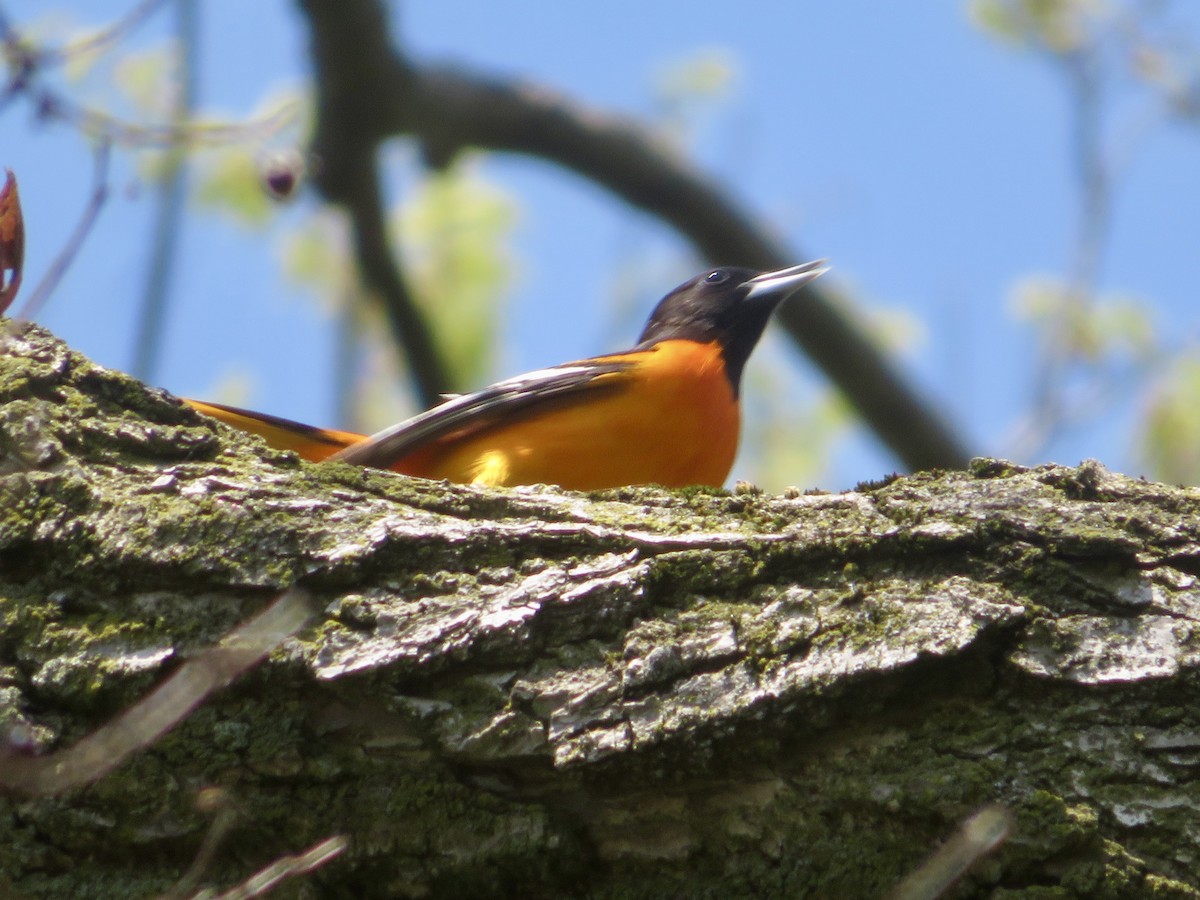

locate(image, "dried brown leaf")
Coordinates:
0 170 25 315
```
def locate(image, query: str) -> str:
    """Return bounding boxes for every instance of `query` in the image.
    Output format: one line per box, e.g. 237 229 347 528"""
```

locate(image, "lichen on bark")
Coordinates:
3 320 1200 898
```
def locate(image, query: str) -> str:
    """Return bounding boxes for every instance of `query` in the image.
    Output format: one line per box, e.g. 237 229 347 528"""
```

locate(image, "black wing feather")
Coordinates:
331 358 633 468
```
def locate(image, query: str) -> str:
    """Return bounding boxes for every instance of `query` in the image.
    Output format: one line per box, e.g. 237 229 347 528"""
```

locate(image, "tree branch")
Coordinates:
296 0 972 472
339 144 454 406
302 0 452 406
3 321 1200 896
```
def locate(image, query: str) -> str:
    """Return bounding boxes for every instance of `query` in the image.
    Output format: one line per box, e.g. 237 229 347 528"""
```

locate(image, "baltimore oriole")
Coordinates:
186 260 828 490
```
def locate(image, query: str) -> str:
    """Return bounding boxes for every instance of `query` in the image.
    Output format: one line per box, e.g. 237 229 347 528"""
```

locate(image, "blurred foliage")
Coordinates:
1140 354 1200 485
971 0 1200 124
656 49 737 100
973 0 1200 482
196 368 255 409
395 159 517 390
275 206 414 431
9 2 1200 487
971 0 1104 52
278 156 518 429
280 211 353 316
862 304 926 358
113 40 177 120
741 350 853 490
1010 276 1154 364
653 48 738 144
193 93 308 226
194 148 276 225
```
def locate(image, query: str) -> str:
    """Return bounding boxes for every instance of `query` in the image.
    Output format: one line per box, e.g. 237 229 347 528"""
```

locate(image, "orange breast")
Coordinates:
394 340 741 490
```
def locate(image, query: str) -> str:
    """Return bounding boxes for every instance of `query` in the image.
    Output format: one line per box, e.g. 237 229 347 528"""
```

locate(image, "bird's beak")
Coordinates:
744 259 829 301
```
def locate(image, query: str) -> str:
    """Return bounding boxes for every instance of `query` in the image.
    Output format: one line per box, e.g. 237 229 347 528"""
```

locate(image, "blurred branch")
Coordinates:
303 2 451 404
167 786 348 900
889 804 1013 900
338 141 452 406
298 0 973 472
209 834 349 900
164 787 239 900
1066 51 1110 298
0 587 315 797
35 96 292 148
132 0 197 382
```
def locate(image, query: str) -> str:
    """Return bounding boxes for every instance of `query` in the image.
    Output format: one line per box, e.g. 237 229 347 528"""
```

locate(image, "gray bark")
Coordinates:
2 319 1199 898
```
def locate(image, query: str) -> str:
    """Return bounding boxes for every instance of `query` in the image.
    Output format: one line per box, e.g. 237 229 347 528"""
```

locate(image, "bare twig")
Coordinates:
1 3 295 328
45 98 295 149
889 804 1013 900
210 834 349 900
0 2 295 148
0 587 315 797
37 0 169 66
15 141 111 321
1012 46 1113 460
297 0 972 472
162 788 240 900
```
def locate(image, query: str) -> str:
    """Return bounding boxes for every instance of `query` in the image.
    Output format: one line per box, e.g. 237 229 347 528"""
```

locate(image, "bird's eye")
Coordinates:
705 270 729 284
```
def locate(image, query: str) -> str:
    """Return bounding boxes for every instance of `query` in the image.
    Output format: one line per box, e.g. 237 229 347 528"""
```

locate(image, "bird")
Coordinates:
186 260 828 490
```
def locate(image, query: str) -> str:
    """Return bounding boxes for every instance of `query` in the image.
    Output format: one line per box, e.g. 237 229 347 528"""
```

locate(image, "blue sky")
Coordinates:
7 1 1200 490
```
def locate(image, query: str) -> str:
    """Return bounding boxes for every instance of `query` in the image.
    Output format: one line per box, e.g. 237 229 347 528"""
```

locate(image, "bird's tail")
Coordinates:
185 399 365 462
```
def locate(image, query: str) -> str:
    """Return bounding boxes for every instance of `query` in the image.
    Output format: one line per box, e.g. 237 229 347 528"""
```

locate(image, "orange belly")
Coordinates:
188 340 742 490
394 340 741 490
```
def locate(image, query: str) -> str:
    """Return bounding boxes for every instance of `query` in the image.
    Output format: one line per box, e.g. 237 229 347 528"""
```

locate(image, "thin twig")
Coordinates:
38 0 169 66
162 789 239 900
211 835 349 900
1007 41 1115 461
48 97 296 149
0 0 166 70
15 140 111 321
0 2 294 148
0 587 315 797
889 805 1013 900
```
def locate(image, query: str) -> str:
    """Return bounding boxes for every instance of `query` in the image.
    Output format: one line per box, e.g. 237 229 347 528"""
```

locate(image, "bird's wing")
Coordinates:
331 357 634 468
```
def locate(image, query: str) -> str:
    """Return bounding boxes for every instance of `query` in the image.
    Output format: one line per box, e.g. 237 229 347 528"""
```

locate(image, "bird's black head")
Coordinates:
637 260 828 394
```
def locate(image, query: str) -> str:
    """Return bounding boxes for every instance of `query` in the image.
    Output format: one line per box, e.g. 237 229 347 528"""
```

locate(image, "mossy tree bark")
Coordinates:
2 320 1200 898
